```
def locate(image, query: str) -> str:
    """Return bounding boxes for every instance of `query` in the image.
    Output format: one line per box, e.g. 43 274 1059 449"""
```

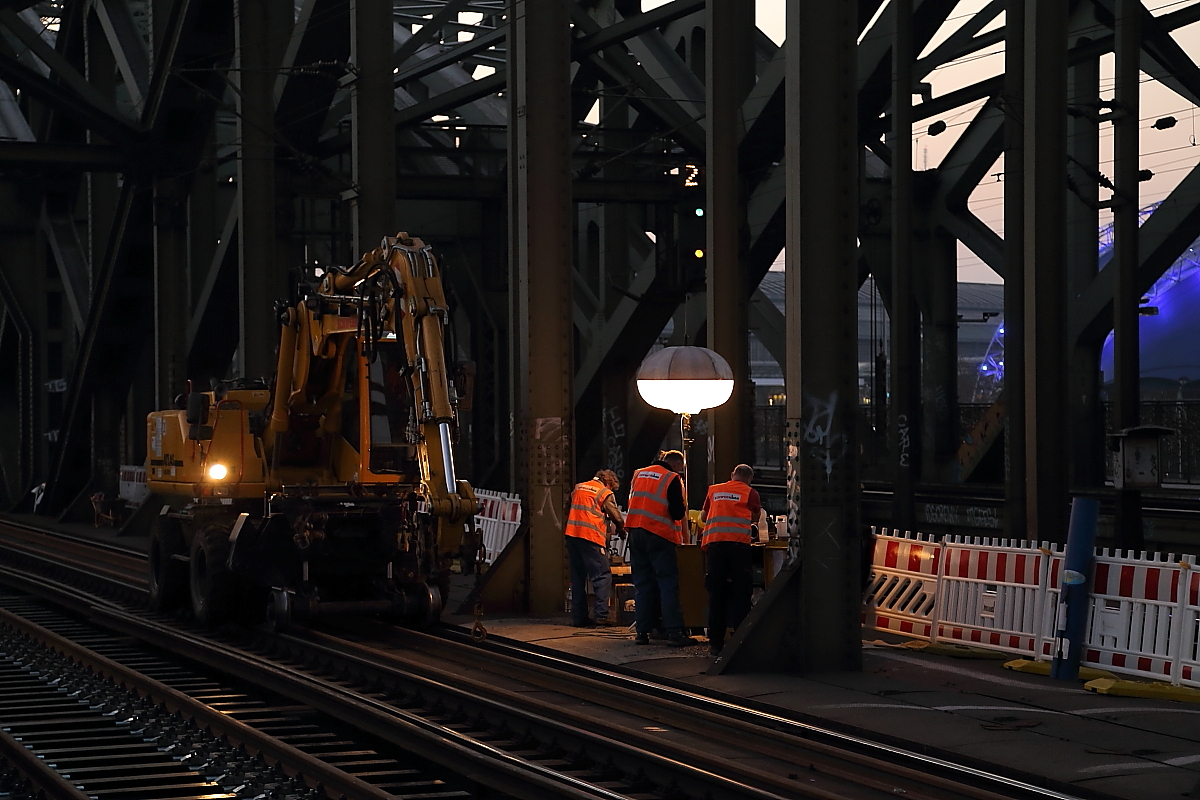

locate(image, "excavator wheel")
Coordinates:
189 524 234 626
265 589 293 633
148 514 187 613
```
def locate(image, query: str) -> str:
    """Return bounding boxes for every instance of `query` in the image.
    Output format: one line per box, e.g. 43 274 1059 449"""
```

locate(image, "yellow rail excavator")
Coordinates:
145 233 480 629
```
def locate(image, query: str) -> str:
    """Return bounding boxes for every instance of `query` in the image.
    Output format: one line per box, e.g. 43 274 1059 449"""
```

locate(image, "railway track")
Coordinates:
0 518 1108 800
0 594 458 800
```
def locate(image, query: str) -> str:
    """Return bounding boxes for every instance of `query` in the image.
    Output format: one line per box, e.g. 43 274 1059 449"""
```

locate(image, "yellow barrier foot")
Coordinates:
1085 678 1200 704
1003 659 1117 681
902 640 1009 659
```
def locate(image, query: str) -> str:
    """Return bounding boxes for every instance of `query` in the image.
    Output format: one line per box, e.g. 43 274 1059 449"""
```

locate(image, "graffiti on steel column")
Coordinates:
784 423 801 568
803 391 847 480
921 503 1000 529
537 486 562 528
897 413 912 468
601 406 626 480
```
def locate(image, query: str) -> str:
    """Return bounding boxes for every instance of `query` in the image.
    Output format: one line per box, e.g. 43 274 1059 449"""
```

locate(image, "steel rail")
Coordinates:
86 605 635 800
271 629 812 800
297 623 926 800
0 562 626 800
0 605 396 800
0 517 1103 800
0 520 147 595
0 725 94 800
0 516 146 557
417 625 1096 800
1 551 857 800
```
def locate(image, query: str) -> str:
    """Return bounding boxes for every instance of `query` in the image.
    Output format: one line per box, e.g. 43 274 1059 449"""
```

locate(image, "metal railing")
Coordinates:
754 401 1200 487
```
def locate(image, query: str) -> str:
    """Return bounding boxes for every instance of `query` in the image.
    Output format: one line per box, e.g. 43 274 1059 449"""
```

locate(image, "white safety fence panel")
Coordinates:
862 529 941 639
864 529 1200 687
933 537 1051 656
119 465 149 508
1181 569 1200 687
473 489 522 564
1070 552 1196 683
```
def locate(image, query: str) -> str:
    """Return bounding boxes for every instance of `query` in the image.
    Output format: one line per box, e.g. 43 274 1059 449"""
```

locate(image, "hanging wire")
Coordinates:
683 292 690 346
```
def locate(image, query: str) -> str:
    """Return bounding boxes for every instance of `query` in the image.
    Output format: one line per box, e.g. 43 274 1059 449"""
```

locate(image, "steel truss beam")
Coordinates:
10 0 1200 572
43 0 236 511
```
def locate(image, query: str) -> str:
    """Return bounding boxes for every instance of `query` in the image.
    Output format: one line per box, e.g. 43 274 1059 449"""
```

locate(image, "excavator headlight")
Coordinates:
208 463 228 481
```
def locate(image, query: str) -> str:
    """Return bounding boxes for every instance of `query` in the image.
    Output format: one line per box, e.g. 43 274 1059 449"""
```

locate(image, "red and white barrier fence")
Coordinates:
864 527 1200 688
863 532 941 639
934 536 1051 656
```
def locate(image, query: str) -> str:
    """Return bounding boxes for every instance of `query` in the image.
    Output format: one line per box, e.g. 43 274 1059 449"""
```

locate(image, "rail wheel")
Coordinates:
148 513 187 612
265 589 293 633
189 524 233 626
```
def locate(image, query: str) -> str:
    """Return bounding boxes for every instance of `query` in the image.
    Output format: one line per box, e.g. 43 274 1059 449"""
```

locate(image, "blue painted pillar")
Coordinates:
1051 497 1099 680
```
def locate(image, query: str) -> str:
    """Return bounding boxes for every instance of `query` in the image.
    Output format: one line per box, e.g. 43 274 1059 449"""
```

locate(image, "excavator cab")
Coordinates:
362 342 422 477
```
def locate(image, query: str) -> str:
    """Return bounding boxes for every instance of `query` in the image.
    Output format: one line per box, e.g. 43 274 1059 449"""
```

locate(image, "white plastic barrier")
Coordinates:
864 529 1200 687
118 465 149 509
1182 569 1200 686
862 528 940 638
933 536 1052 656
1071 550 1197 684
473 488 522 564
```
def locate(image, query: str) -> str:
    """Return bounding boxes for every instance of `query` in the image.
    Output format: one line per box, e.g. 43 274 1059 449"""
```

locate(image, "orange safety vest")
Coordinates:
565 479 613 547
626 465 684 544
702 480 753 548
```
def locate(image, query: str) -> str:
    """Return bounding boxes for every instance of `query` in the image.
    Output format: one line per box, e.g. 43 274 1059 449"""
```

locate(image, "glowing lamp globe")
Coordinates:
636 346 735 415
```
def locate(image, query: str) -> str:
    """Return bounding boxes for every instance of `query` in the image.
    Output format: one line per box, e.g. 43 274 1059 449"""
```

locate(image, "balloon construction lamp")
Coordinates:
636 346 735 415
636 346 735 534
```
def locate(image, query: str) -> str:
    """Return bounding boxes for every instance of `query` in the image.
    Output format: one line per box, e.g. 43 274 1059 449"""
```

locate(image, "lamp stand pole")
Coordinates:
679 412 694 542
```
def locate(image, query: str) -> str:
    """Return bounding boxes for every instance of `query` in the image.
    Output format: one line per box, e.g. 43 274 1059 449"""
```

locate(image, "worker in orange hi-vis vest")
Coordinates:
700 464 761 657
565 469 626 627
625 450 700 647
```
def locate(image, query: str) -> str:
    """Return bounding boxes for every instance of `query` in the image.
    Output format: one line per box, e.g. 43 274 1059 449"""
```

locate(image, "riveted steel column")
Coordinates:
1024 0 1069 542
705 0 754 480
350 0 395 258
153 178 188 408
1066 49 1103 493
1113 0 1142 549
890 0 917 525
236 0 287 379
712 0 859 674
508 0 573 614
1004 0 1025 539
917 219 958 481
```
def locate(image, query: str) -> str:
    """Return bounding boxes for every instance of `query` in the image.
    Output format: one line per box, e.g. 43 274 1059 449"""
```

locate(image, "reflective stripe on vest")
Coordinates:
565 479 612 546
625 465 683 544
702 481 753 546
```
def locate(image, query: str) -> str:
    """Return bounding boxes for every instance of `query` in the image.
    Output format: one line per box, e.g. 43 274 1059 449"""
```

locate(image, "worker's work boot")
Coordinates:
634 632 650 645
667 633 701 647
